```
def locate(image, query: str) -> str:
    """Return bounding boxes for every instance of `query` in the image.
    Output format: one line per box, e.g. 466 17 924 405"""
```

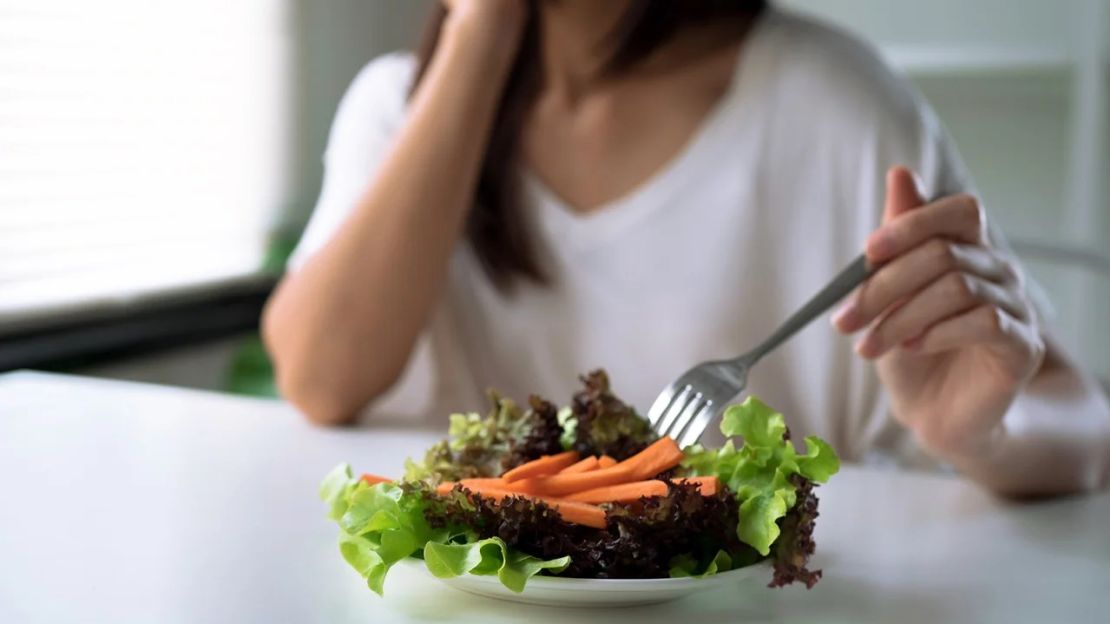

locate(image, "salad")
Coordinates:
320 370 839 595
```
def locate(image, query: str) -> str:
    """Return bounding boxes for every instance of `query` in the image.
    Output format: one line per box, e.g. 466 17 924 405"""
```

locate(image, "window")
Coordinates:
0 0 292 330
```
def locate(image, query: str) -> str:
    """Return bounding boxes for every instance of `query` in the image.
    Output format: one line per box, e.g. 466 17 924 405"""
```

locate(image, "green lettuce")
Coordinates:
320 464 444 594
320 464 568 595
424 538 571 593
668 550 734 578
681 396 840 556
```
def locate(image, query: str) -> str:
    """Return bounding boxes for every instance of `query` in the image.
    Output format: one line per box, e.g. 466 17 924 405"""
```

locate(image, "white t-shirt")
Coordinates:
289 10 979 468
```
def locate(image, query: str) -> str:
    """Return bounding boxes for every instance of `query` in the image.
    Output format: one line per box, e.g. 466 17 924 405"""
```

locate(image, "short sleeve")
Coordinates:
287 52 416 271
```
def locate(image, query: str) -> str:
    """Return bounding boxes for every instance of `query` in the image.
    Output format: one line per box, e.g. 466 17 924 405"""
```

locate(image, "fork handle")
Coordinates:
736 254 874 366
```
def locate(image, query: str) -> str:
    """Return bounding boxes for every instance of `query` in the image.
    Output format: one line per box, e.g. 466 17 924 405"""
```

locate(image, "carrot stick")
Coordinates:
435 478 539 495
444 483 608 529
563 479 668 504
528 463 636 497
560 456 599 474
527 438 683 496
597 455 618 469
543 499 608 529
675 475 719 496
501 450 579 482
359 474 392 486
624 436 684 480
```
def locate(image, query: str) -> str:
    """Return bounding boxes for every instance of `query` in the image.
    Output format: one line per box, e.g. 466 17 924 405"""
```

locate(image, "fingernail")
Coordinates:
831 301 859 331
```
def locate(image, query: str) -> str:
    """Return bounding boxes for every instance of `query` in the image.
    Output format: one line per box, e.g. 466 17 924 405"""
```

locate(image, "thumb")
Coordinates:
883 165 927 224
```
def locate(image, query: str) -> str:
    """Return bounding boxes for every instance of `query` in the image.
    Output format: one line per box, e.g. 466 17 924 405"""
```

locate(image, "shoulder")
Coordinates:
331 51 418 140
744 10 968 198
754 10 939 148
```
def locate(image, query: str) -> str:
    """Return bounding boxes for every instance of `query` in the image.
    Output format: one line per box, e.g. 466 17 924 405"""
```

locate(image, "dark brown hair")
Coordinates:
413 1 767 290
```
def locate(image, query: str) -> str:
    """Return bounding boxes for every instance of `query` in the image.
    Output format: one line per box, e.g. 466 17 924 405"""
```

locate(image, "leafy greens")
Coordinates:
322 375 841 595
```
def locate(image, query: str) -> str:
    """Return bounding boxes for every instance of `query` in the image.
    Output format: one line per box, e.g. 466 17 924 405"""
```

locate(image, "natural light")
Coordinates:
0 0 291 325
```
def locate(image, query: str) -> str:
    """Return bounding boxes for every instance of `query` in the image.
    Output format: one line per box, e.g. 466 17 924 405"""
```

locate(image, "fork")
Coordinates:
647 254 874 448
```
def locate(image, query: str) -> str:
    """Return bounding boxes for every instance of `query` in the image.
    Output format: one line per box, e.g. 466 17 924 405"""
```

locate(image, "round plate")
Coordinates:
398 557 772 607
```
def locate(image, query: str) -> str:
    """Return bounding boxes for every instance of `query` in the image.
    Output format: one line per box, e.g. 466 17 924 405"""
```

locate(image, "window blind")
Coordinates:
0 0 291 328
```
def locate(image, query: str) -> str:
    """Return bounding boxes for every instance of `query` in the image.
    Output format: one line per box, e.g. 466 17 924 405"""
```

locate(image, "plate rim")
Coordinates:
397 555 772 591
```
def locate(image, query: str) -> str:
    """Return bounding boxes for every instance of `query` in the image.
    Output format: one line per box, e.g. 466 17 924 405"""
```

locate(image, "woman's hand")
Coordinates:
832 166 1046 460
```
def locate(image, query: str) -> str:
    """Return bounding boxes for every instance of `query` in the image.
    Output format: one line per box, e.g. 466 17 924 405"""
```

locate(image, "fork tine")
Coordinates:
677 402 718 449
662 392 703 441
646 384 678 426
655 385 693 435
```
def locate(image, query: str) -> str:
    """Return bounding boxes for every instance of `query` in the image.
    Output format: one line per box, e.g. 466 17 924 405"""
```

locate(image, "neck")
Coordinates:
537 0 633 97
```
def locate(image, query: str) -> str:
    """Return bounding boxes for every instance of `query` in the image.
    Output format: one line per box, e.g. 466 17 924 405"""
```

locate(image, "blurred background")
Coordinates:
1 0 1107 396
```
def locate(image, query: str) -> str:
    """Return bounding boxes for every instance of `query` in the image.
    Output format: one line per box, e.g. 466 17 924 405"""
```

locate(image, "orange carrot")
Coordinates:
564 479 668 504
444 483 608 529
501 450 579 482
435 478 539 495
543 499 608 529
598 455 618 469
625 436 684 480
675 475 719 496
528 463 637 497
359 474 392 486
560 456 599 474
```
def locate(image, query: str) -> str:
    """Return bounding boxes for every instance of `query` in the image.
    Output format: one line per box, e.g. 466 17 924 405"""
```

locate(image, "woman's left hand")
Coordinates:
832 166 1046 459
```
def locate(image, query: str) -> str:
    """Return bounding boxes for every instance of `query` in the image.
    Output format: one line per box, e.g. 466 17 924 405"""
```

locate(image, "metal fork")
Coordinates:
647 254 874 448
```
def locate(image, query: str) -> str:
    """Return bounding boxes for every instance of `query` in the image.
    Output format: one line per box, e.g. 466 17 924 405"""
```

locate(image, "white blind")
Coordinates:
0 0 291 326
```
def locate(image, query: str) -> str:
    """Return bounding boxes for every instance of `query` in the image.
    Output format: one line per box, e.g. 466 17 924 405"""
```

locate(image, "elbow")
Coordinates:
275 366 361 427
261 290 401 427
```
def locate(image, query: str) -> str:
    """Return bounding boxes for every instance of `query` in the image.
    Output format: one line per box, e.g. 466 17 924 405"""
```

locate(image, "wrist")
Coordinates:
922 421 1009 465
441 2 527 65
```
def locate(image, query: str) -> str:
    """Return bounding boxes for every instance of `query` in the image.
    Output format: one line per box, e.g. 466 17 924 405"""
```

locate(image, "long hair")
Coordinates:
412 1 767 290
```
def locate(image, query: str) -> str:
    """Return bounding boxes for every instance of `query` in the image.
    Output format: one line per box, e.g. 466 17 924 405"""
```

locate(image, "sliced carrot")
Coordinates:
359 474 392 486
560 456 599 474
563 479 668 504
462 477 541 494
675 475 719 496
528 463 637 497
625 436 685 480
597 455 618 469
435 478 539 495
543 499 608 529
501 450 580 482
444 484 608 529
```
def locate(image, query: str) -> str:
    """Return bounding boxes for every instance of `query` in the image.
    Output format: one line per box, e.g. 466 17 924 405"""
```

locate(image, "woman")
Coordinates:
263 0 1109 496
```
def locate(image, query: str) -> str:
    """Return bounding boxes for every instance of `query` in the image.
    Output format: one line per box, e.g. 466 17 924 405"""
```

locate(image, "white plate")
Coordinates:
398 557 772 607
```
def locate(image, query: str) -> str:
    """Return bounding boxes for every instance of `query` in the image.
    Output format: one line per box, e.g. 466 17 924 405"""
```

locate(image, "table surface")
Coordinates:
1 371 1107 624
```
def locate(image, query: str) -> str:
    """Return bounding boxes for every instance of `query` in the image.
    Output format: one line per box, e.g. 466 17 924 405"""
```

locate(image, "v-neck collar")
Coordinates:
521 9 776 254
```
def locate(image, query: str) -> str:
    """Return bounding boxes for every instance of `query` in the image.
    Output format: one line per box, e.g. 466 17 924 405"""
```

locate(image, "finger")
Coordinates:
906 304 1044 368
866 194 986 265
834 240 1016 333
883 165 927 223
856 271 1030 359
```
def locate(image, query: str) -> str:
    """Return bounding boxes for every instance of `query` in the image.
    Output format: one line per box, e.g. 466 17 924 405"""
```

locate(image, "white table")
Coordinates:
1 371 1107 624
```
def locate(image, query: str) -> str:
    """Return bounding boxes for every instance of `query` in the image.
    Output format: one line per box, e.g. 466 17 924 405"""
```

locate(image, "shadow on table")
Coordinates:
1000 491 1110 561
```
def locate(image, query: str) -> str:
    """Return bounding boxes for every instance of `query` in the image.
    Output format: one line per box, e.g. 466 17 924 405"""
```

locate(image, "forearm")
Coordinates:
941 353 1110 497
264 12 521 424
